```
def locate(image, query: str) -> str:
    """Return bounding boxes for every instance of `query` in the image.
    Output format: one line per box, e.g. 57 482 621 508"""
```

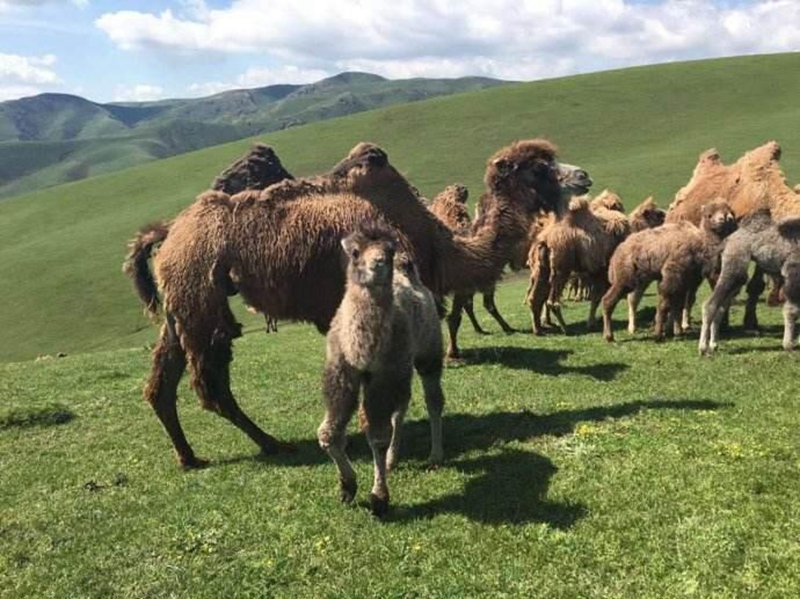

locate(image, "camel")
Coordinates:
526 195 630 335
603 200 736 342
318 221 443 516
528 193 666 333
124 139 592 468
699 210 800 355
667 141 800 329
428 184 527 356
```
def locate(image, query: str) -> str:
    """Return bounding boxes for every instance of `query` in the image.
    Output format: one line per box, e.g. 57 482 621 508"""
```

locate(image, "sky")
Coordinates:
1 0 799 103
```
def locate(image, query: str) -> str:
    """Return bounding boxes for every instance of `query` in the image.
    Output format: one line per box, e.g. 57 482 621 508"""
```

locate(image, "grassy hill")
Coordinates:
0 73 507 198
2 52 800 363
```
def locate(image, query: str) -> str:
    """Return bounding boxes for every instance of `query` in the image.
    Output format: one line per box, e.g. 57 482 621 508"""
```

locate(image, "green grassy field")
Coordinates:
2 53 800 364
3 278 800 598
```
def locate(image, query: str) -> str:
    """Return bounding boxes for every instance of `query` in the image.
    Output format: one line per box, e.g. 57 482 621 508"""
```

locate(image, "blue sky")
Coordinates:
1 0 799 103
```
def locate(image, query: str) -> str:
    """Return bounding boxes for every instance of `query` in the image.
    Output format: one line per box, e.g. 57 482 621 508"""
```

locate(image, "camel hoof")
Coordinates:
180 456 210 470
339 479 357 504
604 334 614 343
370 493 390 518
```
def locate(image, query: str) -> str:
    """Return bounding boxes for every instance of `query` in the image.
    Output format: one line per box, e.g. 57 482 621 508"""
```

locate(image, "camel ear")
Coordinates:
341 235 356 255
492 157 513 176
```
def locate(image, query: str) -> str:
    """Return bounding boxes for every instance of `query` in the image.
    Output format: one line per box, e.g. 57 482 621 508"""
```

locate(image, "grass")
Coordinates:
3 53 800 363
3 277 800 597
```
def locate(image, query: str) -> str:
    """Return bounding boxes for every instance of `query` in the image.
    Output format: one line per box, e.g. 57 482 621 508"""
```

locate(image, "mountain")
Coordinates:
2 52 800 362
0 72 509 198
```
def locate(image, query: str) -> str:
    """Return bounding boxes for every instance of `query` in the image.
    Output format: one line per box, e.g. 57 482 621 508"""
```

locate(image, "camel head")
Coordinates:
701 199 737 237
485 139 592 216
341 220 398 290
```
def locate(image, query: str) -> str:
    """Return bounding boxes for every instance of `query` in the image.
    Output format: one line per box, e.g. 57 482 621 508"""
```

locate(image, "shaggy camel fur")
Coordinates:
125 140 591 467
699 210 800 354
526 194 630 335
667 142 800 330
603 200 736 342
214 143 296 334
211 143 294 194
428 184 522 349
318 222 443 517
564 196 667 302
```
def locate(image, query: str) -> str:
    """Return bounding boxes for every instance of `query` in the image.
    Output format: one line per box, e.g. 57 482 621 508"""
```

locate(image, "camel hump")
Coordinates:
698 148 721 164
211 142 294 194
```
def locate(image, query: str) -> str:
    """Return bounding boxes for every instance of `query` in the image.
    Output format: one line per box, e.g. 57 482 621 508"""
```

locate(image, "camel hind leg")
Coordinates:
462 294 487 335
145 314 202 468
483 287 515 333
182 300 293 458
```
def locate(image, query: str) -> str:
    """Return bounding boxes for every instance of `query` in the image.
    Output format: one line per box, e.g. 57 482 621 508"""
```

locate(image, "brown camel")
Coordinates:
125 139 592 468
667 141 800 329
428 183 526 353
603 200 736 342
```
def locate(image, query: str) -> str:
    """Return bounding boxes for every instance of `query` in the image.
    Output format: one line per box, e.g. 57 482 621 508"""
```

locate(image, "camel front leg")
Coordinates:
627 285 645 335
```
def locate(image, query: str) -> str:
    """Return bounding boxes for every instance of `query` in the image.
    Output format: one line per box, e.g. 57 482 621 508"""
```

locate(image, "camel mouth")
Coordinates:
558 163 593 195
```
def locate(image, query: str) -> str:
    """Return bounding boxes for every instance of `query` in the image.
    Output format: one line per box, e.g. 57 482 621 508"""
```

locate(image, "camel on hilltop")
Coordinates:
124 139 592 468
667 141 800 329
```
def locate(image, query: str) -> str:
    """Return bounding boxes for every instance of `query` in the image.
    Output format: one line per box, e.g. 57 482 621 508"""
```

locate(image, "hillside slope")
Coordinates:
2 52 800 362
0 73 507 198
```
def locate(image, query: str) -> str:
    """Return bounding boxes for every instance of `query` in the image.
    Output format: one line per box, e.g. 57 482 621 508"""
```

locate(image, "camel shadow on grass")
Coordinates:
215 398 728 526
458 346 628 381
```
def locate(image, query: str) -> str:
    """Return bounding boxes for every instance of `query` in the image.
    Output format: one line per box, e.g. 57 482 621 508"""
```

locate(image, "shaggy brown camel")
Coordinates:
667 141 800 329
125 139 591 468
318 221 443 516
603 200 736 342
526 195 630 335
428 183 525 352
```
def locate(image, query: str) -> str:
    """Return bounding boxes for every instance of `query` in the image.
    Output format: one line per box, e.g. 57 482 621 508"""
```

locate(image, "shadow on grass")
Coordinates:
224 398 728 468
214 398 728 526
0 404 75 431
389 448 585 527
458 346 628 381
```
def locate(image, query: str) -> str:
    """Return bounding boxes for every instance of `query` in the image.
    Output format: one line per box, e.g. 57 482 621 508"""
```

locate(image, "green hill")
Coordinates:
0 73 507 198
2 52 800 363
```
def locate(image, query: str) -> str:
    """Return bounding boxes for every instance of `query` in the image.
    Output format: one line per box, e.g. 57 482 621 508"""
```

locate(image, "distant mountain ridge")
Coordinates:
0 72 509 198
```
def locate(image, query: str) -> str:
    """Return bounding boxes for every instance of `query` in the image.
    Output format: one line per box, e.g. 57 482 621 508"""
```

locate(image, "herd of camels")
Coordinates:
125 137 800 513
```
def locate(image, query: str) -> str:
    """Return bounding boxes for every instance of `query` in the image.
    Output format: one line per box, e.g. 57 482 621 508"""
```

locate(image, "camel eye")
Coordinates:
351 248 360 259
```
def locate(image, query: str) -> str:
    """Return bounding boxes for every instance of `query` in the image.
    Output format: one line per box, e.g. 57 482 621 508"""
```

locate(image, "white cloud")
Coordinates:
0 84 41 101
0 53 61 100
113 84 165 102
187 64 330 97
95 0 800 81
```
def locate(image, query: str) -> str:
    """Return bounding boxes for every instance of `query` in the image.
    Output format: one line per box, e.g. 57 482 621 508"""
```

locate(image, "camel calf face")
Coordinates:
341 228 397 289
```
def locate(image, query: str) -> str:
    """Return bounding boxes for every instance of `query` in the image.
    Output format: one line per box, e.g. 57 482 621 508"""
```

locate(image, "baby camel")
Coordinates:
699 209 800 354
602 200 736 342
318 221 445 517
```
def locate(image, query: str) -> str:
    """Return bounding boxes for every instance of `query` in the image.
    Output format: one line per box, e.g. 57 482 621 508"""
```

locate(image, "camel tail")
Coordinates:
123 222 170 317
